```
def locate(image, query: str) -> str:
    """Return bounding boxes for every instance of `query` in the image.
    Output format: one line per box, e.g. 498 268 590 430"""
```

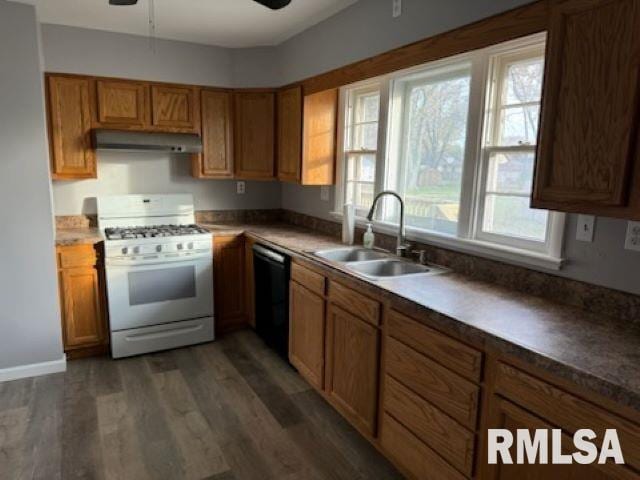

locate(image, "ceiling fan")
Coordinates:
109 0 292 9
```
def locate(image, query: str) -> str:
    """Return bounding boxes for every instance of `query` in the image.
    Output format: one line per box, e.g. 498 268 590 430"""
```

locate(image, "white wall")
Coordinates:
0 1 64 371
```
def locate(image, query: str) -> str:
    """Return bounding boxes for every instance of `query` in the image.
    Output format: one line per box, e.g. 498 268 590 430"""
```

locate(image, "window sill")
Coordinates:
329 211 564 271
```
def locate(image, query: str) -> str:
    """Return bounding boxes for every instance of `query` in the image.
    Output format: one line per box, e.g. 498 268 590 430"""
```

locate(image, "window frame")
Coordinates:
333 32 565 270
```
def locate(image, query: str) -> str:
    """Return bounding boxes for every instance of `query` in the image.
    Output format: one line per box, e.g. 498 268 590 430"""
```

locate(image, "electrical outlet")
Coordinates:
392 0 402 18
575 214 595 242
320 186 330 201
236 181 245 195
624 221 640 251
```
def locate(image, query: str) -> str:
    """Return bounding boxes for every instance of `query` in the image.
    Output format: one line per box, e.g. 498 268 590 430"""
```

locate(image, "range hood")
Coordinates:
92 129 202 154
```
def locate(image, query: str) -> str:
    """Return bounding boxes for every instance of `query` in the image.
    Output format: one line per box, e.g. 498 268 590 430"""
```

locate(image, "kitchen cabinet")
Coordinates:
277 86 303 182
192 89 234 178
150 84 200 131
532 0 640 219
47 75 96 180
213 235 246 334
95 79 149 128
57 245 108 358
244 235 256 327
301 89 338 185
325 287 380 437
233 91 275 180
289 264 326 389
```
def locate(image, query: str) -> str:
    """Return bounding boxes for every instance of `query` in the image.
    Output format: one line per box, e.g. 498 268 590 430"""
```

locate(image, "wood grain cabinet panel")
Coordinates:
151 85 199 131
325 304 380 437
277 86 302 182
193 89 234 178
233 91 275 179
289 281 326 390
95 79 149 128
291 262 325 296
57 245 107 357
47 75 96 179
328 281 380 326
213 235 246 334
244 236 256 328
533 0 640 217
302 89 338 185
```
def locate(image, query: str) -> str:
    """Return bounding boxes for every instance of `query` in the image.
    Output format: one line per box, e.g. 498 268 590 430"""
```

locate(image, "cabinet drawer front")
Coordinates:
380 413 466 480
57 245 97 268
385 337 479 429
388 309 482 383
291 262 325 296
328 281 380 326
495 362 640 472
384 375 474 476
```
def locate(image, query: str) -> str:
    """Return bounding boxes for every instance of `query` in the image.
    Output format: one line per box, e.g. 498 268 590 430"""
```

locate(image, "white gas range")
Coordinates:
98 194 214 358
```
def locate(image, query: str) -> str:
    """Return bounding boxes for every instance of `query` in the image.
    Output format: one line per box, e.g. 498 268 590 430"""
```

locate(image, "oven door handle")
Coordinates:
106 253 211 268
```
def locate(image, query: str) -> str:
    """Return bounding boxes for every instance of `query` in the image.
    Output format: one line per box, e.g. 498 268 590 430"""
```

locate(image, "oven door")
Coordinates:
106 254 213 331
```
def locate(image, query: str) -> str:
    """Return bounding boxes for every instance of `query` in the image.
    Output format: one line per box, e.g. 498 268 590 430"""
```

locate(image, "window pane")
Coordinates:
503 57 544 104
398 70 471 235
347 123 378 151
498 105 540 146
358 93 380 122
482 194 548 241
346 153 375 182
486 151 535 194
346 181 374 213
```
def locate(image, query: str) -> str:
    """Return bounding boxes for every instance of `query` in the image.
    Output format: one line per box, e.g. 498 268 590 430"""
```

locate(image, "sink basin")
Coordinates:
313 247 389 263
348 259 435 278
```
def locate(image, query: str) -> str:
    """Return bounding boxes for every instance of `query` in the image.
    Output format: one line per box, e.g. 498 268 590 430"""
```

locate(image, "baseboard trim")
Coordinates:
0 355 67 382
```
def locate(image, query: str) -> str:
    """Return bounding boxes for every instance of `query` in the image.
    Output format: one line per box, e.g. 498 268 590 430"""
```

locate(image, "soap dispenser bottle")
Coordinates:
363 223 375 249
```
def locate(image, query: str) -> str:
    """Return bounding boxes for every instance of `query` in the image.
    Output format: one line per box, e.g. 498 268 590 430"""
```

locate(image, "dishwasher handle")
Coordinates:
253 244 287 264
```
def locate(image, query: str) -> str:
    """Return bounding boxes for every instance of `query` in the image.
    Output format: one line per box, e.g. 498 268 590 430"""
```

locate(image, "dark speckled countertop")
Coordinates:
57 222 640 411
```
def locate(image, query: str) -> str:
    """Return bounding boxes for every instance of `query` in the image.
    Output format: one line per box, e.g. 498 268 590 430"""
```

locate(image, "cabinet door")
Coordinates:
244 236 256 328
480 397 634 480
151 85 199 131
302 89 338 185
96 79 149 128
59 266 106 349
47 75 95 179
289 281 325 389
533 0 640 215
193 89 234 178
326 304 380 437
277 86 302 182
213 235 246 334
234 91 275 179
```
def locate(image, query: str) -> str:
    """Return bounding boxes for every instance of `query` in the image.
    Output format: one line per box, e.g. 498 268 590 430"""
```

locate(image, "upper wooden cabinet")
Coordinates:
277 86 303 182
276 86 338 185
95 79 149 128
192 89 234 178
532 0 640 218
150 84 200 131
233 91 276 180
47 75 96 180
302 89 338 185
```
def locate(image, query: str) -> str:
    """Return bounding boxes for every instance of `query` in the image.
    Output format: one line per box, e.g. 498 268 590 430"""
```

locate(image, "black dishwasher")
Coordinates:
252 244 290 360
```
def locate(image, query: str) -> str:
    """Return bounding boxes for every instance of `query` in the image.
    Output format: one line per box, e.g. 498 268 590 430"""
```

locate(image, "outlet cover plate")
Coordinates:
392 0 402 17
575 214 595 242
320 186 330 201
236 181 245 194
624 221 640 251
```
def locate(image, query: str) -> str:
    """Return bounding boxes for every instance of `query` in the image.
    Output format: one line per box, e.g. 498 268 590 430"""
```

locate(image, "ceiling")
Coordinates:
14 0 358 47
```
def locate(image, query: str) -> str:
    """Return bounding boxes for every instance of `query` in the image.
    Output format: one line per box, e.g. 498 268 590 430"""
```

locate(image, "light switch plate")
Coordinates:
392 0 402 18
320 186 330 201
624 221 640 251
236 181 245 195
575 214 595 242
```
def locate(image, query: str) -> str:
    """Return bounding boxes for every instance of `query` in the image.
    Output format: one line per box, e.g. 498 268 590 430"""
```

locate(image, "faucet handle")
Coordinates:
396 244 411 258
411 249 428 265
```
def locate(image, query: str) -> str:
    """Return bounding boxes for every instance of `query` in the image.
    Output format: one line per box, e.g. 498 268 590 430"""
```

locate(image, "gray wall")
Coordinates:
41 24 281 215
0 1 64 369
277 0 640 297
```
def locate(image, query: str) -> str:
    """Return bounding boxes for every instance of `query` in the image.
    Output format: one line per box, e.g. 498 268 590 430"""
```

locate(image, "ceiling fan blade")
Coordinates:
252 0 292 10
109 0 138 5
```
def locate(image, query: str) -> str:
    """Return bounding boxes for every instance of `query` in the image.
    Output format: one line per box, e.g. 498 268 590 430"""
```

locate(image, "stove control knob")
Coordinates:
177 243 184 250
121 247 129 255
187 242 194 250
156 245 163 253
133 246 140 254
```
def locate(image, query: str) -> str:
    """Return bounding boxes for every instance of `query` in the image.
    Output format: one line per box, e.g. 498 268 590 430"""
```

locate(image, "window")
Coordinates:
343 85 381 217
336 34 565 267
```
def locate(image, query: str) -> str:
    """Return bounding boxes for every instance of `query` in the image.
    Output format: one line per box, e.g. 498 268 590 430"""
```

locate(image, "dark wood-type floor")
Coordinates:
0 330 402 480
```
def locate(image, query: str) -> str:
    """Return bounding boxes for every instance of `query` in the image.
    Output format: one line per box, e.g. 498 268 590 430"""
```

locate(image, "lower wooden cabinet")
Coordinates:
57 244 108 358
325 302 380 437
244 235 256 328
289 280 325 389
213 235 246 334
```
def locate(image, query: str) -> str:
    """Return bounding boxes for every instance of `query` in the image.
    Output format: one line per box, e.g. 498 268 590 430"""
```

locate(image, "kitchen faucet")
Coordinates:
366 190 408 257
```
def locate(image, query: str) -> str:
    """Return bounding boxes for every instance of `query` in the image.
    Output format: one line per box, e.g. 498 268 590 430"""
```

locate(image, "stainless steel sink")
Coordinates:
313 247 389 263
347 259 434 278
